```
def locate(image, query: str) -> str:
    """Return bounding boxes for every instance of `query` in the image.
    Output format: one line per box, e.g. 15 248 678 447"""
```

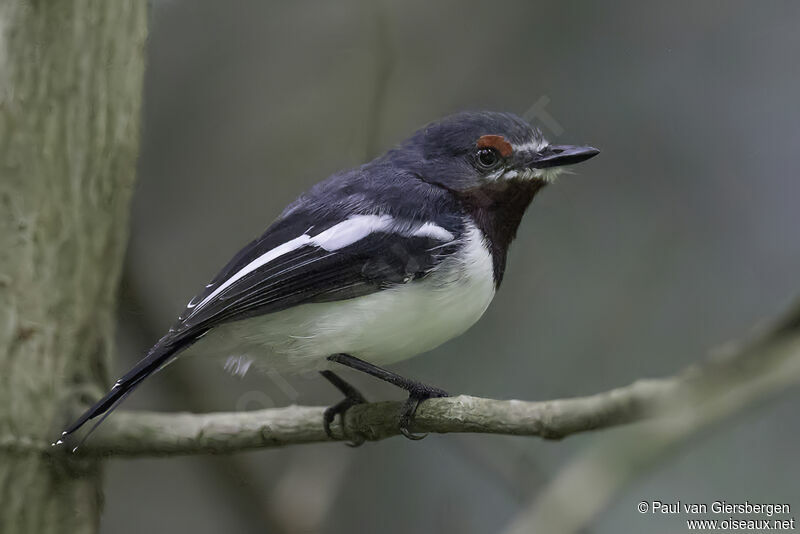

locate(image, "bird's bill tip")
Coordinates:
529 144 599 169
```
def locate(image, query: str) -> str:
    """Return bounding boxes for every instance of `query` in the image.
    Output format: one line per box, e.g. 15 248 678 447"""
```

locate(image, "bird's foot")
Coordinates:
320 370 368 447
325 353 450 441
398 383 449 440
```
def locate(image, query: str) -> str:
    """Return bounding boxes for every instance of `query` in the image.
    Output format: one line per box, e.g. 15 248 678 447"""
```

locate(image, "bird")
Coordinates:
57 110 598 447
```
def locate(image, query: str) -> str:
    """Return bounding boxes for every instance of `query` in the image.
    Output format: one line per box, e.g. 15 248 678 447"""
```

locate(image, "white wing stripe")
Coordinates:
412 222 454 242
311 214 394 251
188 215 455 316
191 234 312 314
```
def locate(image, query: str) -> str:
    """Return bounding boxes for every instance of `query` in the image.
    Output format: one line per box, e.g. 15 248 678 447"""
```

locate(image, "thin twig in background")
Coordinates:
362 1 394 161
501 311 800 534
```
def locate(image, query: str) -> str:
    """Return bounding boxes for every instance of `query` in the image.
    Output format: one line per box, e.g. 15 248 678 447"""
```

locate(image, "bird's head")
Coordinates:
387 110 598 192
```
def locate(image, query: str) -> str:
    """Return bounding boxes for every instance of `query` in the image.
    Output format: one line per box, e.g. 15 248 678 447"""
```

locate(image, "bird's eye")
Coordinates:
476 148 501 170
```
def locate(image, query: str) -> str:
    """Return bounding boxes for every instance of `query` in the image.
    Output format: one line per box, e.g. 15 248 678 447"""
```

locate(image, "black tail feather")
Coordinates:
59 333 204 444
66 381 141 451
60 367 152 438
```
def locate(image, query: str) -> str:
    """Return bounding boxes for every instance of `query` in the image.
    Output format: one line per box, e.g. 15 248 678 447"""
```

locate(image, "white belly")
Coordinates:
195 224 495 374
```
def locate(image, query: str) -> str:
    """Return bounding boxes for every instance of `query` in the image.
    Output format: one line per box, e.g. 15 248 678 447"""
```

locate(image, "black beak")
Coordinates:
527 144 599 169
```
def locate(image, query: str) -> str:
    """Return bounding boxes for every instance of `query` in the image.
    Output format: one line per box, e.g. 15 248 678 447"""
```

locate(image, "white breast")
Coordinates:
198 223 496 374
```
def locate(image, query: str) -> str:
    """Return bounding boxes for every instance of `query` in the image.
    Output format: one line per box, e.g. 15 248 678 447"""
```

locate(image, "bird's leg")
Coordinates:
319 370 367 447
327 353 449 440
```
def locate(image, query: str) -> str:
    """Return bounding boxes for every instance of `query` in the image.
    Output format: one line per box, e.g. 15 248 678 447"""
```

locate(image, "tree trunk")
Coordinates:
0 1 146 532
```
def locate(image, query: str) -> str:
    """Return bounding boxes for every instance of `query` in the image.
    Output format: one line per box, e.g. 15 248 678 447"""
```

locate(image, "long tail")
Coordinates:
58 333 203 447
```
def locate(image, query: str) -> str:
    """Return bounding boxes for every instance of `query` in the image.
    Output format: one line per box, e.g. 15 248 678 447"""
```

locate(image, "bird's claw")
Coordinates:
398 385 449 441
323 397 367 447
320 370 367 446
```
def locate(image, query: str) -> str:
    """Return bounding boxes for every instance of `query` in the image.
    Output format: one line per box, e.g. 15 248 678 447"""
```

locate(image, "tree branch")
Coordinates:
39 301 795 457
83 383 674 456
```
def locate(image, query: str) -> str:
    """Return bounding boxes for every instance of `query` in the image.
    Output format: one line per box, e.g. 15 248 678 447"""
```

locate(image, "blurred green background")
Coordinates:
104 1 800 532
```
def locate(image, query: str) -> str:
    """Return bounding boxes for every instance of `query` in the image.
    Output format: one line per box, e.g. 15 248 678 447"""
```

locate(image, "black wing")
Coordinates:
173 223 461 336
